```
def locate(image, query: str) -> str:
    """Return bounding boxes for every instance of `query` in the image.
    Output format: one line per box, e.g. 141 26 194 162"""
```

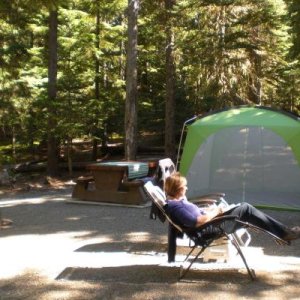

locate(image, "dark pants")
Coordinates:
223 203 288 239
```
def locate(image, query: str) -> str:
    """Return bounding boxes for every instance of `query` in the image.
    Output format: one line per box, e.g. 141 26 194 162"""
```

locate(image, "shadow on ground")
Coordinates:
1 268 300 300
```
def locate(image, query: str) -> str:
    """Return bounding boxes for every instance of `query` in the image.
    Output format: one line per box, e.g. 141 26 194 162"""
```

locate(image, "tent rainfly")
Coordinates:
179 106 300 210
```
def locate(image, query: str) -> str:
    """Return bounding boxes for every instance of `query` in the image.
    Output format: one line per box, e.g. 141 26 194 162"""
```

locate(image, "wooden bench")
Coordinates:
72 176 94 200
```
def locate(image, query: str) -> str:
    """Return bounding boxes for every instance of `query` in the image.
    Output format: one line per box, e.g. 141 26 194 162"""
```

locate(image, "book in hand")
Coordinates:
220 203 241 213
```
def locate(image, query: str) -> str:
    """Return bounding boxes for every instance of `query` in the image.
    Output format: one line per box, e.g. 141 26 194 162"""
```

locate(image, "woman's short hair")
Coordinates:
164 172 187 198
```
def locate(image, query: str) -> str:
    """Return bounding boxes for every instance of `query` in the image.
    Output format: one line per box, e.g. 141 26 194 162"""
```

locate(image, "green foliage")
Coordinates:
0 0 300 163
287 0 300 59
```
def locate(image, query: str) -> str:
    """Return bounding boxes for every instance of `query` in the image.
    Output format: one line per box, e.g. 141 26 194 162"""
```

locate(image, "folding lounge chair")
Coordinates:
144 181 289 281
149 158 245 263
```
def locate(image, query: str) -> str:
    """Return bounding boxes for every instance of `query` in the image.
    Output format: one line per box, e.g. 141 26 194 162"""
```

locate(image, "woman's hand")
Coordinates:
218 206 224 214
196 206 223 227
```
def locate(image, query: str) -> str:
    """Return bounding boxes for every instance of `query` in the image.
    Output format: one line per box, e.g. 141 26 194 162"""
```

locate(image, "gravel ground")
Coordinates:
0 186 300 300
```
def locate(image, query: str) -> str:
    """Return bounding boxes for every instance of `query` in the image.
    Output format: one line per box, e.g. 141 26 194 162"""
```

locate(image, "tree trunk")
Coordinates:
47 8 59 176
67 137 73 176
95 4 100 103
92 4 101 161
164 0 176 161
11 125 16 162
125 0 139 160
248 48 262 105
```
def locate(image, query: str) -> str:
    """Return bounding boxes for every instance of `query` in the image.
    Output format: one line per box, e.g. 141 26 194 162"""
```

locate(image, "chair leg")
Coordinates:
181 245 197 265
178 232 256 281
179 246 206 280
168 224 177 262
227 233 256 280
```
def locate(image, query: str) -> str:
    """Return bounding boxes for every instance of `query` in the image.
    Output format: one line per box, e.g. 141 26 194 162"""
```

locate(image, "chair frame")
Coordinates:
179 218 256 280
144 181 288 281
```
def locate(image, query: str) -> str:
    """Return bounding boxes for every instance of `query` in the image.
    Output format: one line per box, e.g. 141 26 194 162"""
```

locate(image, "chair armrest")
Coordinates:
189 193 225 203
201 215 237 226
200 193 225 198
190 198 217 206
183 216 237 234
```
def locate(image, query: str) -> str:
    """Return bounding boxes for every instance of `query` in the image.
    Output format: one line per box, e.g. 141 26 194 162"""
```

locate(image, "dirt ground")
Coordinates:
0 175 300 300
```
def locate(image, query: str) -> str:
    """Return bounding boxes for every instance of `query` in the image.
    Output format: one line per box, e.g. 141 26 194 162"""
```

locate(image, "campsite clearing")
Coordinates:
0 180 300 300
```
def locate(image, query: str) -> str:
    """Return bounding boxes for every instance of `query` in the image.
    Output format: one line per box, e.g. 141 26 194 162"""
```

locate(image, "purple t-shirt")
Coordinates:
165 197 206 228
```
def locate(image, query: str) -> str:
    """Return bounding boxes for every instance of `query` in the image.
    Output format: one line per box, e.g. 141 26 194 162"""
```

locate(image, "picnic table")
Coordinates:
72 160 157 206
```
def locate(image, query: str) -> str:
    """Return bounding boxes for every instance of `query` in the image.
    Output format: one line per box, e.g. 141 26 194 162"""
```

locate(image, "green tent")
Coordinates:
179 106 300 210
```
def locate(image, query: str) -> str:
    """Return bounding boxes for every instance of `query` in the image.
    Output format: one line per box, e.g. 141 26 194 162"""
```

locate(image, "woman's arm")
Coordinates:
195 206 223 227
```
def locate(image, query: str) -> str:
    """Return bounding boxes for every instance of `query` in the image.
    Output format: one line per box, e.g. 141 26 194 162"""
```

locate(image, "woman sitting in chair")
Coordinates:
164 172 300 242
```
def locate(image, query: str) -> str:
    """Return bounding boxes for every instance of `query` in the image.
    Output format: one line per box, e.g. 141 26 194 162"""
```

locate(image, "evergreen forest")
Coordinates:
1 0 300 175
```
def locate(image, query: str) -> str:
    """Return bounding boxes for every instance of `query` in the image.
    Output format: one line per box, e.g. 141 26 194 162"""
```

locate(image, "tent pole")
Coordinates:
176 116 198 170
